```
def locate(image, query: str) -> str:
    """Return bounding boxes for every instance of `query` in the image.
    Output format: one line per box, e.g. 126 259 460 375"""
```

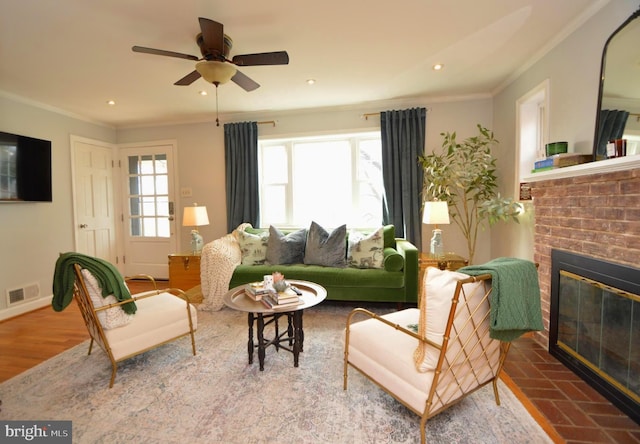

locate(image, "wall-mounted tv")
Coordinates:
0 131 52 202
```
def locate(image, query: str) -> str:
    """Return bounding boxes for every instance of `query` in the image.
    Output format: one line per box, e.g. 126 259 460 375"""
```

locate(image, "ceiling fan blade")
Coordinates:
232 51 290 66
174 70 202 86
132 46 199 61
198 17 224 56
231 70 260 91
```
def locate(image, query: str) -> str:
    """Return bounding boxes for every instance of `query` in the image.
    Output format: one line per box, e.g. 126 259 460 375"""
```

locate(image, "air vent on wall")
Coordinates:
6 283 40 306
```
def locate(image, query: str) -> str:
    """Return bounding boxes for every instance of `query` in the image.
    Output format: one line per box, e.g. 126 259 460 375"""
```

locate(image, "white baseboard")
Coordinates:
0 296 51 321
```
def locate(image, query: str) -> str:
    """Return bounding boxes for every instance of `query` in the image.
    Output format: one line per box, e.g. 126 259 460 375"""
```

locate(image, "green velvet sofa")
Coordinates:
228 225 419 304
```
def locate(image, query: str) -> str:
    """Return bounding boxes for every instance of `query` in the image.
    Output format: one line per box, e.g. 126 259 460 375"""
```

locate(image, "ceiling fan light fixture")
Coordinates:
196 60 237 85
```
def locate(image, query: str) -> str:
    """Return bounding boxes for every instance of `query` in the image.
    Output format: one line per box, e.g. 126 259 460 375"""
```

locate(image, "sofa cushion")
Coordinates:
347 227 384 269
237 229 269 265
383 247 404 272
81 269 134 330
266 226 307 265
304 222 347 267
230 264 404 290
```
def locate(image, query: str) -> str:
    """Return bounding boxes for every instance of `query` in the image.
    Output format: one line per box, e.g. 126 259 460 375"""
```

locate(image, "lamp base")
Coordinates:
430 228 444 258
191 230 204 254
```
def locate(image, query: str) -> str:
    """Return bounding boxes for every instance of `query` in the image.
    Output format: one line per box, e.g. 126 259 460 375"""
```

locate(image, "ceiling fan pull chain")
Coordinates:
215 84 220 127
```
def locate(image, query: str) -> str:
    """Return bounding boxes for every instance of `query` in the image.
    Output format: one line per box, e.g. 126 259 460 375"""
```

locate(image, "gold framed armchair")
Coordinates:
344 269 508 444
53 252 198 388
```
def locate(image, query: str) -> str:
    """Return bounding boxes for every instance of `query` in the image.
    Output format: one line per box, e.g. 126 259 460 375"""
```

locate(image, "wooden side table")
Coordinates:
168 253 202 302
418 252 469 299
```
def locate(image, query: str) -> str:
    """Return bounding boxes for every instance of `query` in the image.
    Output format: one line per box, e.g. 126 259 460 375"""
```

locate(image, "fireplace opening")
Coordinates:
549 249 639 424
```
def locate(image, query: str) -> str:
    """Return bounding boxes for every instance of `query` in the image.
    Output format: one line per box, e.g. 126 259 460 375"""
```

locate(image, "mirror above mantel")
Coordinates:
593 7 640 160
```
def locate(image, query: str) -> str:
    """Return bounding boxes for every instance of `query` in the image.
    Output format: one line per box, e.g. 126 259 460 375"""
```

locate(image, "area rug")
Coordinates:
0 303 552 444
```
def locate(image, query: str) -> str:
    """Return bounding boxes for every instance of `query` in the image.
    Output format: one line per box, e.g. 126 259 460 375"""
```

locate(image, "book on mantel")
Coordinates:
532 153 592 172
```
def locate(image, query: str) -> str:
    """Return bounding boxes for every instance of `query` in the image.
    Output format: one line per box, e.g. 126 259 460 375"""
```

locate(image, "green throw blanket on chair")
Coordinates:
459 257 542 341
52 252 136 314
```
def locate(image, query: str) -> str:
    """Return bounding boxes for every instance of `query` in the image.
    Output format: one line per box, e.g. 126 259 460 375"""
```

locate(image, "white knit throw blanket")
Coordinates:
199 224 249 311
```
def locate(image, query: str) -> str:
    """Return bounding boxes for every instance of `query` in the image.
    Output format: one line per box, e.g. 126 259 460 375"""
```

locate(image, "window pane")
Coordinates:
292 141 351 227
262 145 288 184
262 185 286 224
155 175 168 195
258 133 383 228
139 155 154 174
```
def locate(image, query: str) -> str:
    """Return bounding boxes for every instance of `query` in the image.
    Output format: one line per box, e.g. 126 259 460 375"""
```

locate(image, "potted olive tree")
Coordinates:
418 124 521 264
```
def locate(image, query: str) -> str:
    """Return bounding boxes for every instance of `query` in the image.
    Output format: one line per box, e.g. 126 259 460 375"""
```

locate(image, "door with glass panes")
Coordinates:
120 143 177 278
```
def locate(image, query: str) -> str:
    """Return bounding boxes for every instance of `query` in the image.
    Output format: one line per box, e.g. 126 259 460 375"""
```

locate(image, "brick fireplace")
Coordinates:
528 165 640 422
529 166 640 344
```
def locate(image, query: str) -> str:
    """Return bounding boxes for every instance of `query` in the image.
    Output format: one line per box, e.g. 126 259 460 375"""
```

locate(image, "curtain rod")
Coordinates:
257 120 276 127
361 108 431 120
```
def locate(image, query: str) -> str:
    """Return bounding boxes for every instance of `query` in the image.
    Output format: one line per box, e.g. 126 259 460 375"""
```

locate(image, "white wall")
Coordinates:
490 0 639 261
0 95 116 318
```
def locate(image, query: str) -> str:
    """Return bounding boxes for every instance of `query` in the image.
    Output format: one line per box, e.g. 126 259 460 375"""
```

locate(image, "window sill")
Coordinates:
522 155 640 183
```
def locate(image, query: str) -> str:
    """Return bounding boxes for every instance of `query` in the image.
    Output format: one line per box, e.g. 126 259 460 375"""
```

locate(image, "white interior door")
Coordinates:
71 137 118 265
120 142 177 278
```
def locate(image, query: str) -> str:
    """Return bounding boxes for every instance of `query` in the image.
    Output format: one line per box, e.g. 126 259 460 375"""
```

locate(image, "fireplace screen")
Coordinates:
550 249 639 424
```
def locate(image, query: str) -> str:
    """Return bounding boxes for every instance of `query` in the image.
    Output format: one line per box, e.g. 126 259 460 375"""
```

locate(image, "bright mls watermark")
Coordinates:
1 421 71 443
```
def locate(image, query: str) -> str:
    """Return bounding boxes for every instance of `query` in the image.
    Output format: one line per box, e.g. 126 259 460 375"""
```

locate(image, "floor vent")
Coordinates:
7 283 40 306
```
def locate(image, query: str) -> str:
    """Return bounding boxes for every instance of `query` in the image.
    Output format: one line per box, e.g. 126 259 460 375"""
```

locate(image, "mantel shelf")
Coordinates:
522 155 640 183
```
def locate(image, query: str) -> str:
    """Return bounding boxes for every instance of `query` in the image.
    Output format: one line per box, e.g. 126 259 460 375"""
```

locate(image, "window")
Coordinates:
516 79 549 196
258 132 383 228
127 154 170 237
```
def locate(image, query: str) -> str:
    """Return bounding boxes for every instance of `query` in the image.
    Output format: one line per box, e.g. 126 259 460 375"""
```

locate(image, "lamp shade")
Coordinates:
422 201 450 225
183 204 210 227
195 61 237 85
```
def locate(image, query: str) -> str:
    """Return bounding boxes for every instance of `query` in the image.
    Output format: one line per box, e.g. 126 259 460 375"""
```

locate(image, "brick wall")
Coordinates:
530 167 640 345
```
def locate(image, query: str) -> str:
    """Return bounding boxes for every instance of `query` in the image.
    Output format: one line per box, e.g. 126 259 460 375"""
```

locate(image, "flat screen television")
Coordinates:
0 131 52 202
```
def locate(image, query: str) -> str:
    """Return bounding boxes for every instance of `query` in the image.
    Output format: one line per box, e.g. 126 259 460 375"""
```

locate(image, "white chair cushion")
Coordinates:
105 292 197 361
414 268 483 372
347 308 435 413
81 269 134 330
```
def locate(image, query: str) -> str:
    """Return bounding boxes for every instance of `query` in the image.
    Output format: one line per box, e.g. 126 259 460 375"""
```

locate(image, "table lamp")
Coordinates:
423 201 450 257
182 203 209 253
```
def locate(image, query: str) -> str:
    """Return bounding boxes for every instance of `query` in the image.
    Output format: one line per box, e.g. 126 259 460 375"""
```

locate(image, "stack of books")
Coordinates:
531 153 592 173
244 282 273 302
261 287 302 309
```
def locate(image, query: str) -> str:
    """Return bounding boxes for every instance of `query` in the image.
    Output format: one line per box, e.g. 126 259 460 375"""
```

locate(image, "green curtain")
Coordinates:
224 121 259 232
380 107 426 250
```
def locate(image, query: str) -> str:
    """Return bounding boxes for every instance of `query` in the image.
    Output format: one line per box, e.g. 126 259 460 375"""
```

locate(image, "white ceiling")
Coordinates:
0 0 609 128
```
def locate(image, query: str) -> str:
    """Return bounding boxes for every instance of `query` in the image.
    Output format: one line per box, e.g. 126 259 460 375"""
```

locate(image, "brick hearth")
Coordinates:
529 167 640 345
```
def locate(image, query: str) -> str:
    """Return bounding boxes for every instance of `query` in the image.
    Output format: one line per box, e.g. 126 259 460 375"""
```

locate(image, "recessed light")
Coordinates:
199 90 208 96
306 79 316 85
106 100 116 106
432 64 444 71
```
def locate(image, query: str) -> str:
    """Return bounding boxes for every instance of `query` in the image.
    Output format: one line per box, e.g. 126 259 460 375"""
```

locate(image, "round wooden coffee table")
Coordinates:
223 280 327 370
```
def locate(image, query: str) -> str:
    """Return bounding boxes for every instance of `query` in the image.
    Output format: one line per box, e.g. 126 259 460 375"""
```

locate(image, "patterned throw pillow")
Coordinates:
81 269 134 329
347 227 385 269
237 229 269 265
303 221 347 267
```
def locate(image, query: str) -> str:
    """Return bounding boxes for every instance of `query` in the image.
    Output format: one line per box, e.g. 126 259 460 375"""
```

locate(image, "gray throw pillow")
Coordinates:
266 226 307 264
304 221 347 267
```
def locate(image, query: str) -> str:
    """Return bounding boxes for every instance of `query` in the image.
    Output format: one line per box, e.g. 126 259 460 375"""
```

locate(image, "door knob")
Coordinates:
79 224 88 228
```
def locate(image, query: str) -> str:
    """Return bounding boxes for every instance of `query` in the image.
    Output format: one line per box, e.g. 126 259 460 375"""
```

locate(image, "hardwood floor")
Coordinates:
0 301 88 382
0 279 164 382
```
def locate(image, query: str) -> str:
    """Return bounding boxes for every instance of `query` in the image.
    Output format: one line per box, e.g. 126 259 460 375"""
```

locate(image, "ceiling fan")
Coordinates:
132 17 289 92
